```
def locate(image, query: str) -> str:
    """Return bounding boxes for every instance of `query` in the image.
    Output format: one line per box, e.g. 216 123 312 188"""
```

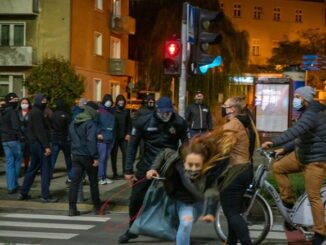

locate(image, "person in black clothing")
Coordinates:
135 94 156 118
111 94 131 179
185 91 213 138
19 93 57 202
118 96 188 243
1 92 22 194
51 98 73 183
68 101 101 216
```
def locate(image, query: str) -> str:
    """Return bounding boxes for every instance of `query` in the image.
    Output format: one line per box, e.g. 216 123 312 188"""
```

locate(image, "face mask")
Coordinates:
195 99 203 104
147 101 155 109
40 102 47 111
117 101 125 108
184 169 201 180
156 111 172 122
21 104 29 110
9 101 18 108
293 97 303 111
104 101 112 108
221 107 231 117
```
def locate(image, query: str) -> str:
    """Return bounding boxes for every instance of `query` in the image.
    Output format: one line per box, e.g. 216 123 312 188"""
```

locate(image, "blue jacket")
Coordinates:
97 105 116 143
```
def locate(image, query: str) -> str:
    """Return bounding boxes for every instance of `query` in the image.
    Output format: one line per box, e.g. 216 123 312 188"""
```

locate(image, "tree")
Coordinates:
24 57 85 108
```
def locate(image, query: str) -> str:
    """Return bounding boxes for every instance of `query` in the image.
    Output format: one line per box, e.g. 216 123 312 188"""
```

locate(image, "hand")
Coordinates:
146 169 159 180
124 174 138 187
125 134 131 141
261 141 273 149
92 159 99 167
199 214 215 223
274 148 285 157
97 134 103 140
44 148 51 156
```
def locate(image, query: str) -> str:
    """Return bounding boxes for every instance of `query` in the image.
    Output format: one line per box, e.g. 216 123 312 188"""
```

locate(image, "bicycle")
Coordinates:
214 148 326 245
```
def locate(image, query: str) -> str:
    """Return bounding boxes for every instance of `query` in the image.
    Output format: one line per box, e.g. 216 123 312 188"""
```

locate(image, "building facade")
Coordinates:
0 0 135 101
219 0 326 66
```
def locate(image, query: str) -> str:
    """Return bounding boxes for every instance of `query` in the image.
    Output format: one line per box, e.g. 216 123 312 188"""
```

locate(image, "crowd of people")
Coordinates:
0 86 325 245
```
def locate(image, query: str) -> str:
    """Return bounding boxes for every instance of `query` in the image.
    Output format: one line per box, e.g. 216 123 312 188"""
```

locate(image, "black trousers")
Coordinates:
111 138 128 176
220 166 253 245
128 178 152 227
69 155 100 209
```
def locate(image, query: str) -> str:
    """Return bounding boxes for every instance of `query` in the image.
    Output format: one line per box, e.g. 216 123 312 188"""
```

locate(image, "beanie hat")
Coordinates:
295 86 316 103
5 92 18 103
156 96 173 113
86 101 99 111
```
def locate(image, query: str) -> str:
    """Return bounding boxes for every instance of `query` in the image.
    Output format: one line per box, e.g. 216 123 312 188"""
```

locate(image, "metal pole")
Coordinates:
178 3 188 118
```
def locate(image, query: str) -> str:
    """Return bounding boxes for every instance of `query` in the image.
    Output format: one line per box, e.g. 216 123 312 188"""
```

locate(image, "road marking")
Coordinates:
0 221 94 230
0 230 78 239
0 213 110 222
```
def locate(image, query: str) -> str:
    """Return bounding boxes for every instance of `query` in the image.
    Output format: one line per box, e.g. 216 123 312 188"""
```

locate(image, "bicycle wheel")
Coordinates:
214 193 272 245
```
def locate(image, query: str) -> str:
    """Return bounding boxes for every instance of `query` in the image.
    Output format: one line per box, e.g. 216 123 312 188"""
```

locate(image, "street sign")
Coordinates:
186 4 196 44
302 54 320 71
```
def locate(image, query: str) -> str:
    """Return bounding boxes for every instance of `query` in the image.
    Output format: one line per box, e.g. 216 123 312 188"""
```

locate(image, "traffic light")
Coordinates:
163 40 181 75
194 8 223 66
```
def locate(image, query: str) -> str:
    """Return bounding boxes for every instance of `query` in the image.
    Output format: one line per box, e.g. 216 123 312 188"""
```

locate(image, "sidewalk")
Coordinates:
0 152 131 214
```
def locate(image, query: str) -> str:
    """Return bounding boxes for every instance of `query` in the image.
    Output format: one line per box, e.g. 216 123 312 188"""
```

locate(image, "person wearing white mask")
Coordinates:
262 86 326 245
97 94 116 185
19 98 31 173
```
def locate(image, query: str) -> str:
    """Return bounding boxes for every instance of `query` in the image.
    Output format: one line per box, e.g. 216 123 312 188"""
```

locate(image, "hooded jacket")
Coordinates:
97 95 116 143
0 103 21 142
114 94 131 139
272 101 326 164
51 99 71 142
26 93 51 148
69 106 99 160
185 102 213 131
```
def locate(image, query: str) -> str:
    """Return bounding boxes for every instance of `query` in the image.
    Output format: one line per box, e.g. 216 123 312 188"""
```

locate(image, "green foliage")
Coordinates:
24 57 85 108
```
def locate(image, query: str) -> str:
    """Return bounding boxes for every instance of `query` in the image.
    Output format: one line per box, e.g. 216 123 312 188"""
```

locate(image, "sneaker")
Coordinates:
105 178 113 184
8 188 18 194
18 193 31 200
66 178 72 185
118 230 138 244
40 196 58 203
68 209 80 216
98 179 107 185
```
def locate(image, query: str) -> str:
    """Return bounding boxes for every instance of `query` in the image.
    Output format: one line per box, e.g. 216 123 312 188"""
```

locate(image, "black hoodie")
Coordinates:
0 103 21 142
114 94 131 139
51 98 71 142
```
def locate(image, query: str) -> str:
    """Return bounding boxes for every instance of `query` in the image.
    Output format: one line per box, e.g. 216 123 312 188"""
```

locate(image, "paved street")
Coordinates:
0 153 309 244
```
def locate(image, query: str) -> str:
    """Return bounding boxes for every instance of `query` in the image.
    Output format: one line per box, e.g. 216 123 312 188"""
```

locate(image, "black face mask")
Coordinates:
9 101 18 108
40 103 47 111
221 107 229 117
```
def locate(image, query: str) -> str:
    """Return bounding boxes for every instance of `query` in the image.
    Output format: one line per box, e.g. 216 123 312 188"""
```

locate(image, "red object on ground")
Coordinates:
284 228 311 245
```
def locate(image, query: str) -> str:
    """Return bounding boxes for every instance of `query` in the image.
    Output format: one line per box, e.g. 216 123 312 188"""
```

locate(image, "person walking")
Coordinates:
262 86 326 245
19 93 57 202
1 93 22 194
51 98 73 183
111 94 131 179
185 91 213 138
97 94 116 185
18 97 31 173
68 101 101 216
118 96 188 243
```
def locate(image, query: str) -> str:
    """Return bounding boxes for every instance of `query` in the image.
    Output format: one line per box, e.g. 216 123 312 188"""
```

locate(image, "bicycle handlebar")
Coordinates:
256 147 276 162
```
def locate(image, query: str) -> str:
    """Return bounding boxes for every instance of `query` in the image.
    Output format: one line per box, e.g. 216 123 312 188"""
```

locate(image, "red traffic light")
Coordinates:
165 41 180 58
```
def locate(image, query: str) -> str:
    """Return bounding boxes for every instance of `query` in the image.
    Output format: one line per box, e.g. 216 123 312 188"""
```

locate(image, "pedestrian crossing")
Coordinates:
0 213 111 242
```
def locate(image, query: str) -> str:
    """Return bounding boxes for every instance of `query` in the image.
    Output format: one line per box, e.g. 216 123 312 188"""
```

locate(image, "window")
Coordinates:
252 39 260 56
113 0 121 17
253 6 263 20
94 79 102 101
295 10 303 23
0 74 24 98
110 37 121 58
0 23 25 47
95 0 103 10
233 4 241 18
111 82 120 100
273 8 281 21
94 32 102 56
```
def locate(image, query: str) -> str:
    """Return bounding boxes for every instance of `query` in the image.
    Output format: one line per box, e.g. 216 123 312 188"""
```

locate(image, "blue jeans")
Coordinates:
21 142 52 199
97 142 114 179
176 201 203 245
2 141 22 191
51 141 72 179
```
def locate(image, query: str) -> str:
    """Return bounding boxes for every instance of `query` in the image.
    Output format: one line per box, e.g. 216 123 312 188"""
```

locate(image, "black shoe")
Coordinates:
8 188 18 194
68 209 80 216
18 193 31 200
112 174 123 180
312 232 325 245
40 196 58 203
118 230 138 243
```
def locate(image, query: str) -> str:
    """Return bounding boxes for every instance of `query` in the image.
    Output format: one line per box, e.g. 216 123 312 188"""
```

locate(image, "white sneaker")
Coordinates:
98 179 107 185
105 178 113 184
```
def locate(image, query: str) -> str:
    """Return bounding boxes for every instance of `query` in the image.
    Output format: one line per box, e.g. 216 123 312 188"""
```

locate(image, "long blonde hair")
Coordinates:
181 127 236 174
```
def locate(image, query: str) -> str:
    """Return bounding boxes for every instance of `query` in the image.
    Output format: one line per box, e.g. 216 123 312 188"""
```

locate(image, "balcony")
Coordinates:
110 15 135 35
0 46 33 66
109 58 135 77
0 0 39 15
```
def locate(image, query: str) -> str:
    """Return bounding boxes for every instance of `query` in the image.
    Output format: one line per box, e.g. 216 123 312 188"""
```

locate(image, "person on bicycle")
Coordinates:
262 86 326 245
220 96 256 245
146 129 235 245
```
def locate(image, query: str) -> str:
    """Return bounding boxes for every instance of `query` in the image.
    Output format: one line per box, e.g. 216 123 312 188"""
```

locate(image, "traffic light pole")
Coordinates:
178 2 188 118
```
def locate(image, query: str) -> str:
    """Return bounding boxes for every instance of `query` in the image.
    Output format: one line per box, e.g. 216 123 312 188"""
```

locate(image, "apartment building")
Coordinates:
219 0 326 66
0 0 135 100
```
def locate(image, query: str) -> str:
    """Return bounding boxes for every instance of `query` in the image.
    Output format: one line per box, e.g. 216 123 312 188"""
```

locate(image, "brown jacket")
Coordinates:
223 117 250 165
